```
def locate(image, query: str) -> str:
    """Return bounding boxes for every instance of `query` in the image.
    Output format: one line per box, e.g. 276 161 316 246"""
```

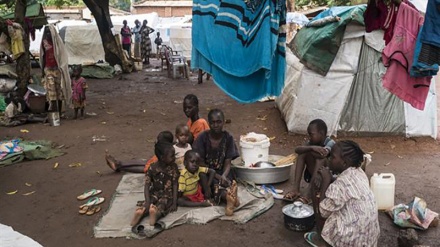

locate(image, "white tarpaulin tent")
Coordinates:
276 24 438 138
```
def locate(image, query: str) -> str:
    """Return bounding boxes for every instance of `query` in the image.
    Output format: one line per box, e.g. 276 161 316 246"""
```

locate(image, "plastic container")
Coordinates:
370 173 395 210
48 112 60 127
134 62 143 71
239 132 270 167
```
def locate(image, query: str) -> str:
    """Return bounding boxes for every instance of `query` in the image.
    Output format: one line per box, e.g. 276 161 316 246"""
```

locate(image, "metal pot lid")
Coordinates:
27 84 46 95
282 201 314 218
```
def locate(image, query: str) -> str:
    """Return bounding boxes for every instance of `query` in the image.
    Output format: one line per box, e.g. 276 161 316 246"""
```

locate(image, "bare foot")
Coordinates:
105 150 119 172
130 207 146 226
149 204 158 226
201 200 214 207
231 180 240 207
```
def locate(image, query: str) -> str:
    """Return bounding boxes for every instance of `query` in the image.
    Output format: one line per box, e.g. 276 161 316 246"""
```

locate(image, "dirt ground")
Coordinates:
1 60 440 247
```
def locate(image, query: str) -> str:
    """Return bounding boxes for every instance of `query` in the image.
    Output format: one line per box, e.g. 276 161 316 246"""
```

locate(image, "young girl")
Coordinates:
183 94 209 143
305 140 379 247
71 65 87 119
174 123 192 170
131 141 179 226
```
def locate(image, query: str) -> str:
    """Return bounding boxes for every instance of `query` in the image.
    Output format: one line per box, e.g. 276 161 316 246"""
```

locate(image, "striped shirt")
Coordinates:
320 167 380 247
178 167 208 196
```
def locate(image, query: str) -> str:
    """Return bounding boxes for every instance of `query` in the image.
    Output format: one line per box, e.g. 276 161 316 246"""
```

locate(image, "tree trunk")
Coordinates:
15 0 30 97
83 0 132 72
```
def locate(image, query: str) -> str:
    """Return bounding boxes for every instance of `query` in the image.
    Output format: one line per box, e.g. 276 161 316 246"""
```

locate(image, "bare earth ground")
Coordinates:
1 60 440 247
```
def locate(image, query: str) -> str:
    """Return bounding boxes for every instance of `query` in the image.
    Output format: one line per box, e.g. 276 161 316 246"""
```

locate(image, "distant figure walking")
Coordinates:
154 32 163 60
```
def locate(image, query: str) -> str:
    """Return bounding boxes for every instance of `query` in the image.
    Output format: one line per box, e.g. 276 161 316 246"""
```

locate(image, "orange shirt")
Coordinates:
187 118 210 140
144 155 158 173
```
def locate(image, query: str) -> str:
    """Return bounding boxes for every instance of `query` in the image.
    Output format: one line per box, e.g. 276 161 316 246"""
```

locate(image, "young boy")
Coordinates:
174 123 192 170
177 150 219 207
284 119 335 201
154 32 162 60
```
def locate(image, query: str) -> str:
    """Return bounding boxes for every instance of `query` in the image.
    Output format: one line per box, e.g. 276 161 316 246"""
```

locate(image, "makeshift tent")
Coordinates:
1 3 48 29
276 5 437 138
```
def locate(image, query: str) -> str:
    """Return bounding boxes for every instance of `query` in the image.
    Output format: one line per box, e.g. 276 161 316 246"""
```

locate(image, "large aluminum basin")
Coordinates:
232 155 293 184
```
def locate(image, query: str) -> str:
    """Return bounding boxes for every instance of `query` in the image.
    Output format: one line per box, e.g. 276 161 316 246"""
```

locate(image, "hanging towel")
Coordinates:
382 2 431 110
191 0 286 103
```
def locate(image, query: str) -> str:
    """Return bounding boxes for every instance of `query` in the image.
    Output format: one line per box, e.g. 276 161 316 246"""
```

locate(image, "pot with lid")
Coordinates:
282 201 315 231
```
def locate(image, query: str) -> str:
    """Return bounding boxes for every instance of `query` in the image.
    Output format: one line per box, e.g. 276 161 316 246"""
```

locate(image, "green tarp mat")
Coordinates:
0 140 64 167
0 95 6 112
289 5 366 76
1 3 48 29
81 64 115 79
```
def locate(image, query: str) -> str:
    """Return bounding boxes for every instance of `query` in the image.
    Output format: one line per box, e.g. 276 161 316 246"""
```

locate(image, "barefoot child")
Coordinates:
304 140 379 247
284 119 335 202
131 141 179 226
105 131 174 173
71 64 87 119
177 150 218 207
174 124 192 170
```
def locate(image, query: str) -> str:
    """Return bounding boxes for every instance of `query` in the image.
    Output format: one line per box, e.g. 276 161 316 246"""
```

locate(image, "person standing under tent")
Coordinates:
140 20 155 65
120 20 132 57
132 20 142 59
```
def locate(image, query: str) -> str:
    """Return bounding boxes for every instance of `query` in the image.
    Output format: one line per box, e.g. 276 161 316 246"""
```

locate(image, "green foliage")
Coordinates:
36 0 84 6
110 0 130 11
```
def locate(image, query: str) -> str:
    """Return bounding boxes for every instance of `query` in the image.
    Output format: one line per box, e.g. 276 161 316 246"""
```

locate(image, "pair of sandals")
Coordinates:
77 189 105 216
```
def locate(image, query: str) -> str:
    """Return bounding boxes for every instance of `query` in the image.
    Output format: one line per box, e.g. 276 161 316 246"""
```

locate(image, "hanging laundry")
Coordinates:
7 21 25 60
364 0 416 45
382 2 431 110
410 25 439 78
191 0 286 103
410 0 440 77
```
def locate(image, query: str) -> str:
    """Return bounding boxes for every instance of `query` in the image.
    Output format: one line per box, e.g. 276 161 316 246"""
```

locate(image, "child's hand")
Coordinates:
220 176 231 187
313 147 329 157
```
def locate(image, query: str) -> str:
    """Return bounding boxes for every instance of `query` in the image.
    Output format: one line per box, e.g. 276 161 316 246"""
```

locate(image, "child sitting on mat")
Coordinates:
173 124 192 170
131 141 179 226
177 150 219 207
304 140 379 247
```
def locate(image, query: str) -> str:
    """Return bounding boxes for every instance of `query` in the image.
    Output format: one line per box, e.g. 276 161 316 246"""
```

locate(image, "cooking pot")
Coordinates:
282 201 315 231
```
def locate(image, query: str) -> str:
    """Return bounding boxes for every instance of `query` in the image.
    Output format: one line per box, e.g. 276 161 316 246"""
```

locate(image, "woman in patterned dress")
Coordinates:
305 140 380 247
140 20 155 65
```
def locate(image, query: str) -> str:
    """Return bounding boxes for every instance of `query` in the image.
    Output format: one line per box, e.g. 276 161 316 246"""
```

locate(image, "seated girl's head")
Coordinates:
329 140 365 174
157 131 174 143
183 94 199 118
208 109 225 134
175 124 190 145
184 150 201 174
154 141 175 165
307 119 327 145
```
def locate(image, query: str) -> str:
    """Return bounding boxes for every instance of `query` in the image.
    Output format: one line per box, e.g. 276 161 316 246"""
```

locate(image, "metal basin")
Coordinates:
232 155 293 184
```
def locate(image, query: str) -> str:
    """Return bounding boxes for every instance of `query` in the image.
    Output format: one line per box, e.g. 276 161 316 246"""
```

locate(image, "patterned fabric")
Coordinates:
178 167 208 196
71 77 87 108
192 131 239 172
320 167 380 247
145 162 179 215
187 118 210 140
192 0 286 103
43 68 64 102
141 26 152 59
120 26 131 45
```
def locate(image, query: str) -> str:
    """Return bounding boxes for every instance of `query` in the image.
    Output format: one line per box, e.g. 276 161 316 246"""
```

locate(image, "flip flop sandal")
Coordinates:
259 185 284 199
79 206 90 214
86 206 101 216
79 196 105 208
304 232 319 247
77 189 102 200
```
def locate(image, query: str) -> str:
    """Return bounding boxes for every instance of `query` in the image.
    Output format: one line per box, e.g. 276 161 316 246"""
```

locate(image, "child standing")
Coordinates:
284 119 335 201
183 94 209 143
177 150 218 207
71 64 87 119
304 140 379 247
154 32 163 60
131 141 179 226
120 20 132 57
174 124 192 170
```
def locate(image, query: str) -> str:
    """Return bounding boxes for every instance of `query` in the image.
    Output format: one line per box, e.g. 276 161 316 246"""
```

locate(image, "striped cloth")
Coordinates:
320 167 380 247
191 0 286 103
178 167 208 196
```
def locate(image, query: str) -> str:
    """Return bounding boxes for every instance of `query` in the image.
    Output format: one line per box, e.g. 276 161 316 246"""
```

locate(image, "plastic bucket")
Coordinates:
134 62 143 71
240 133 270 167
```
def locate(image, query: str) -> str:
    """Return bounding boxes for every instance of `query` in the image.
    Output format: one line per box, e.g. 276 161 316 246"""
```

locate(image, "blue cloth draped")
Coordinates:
191 0 286 103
